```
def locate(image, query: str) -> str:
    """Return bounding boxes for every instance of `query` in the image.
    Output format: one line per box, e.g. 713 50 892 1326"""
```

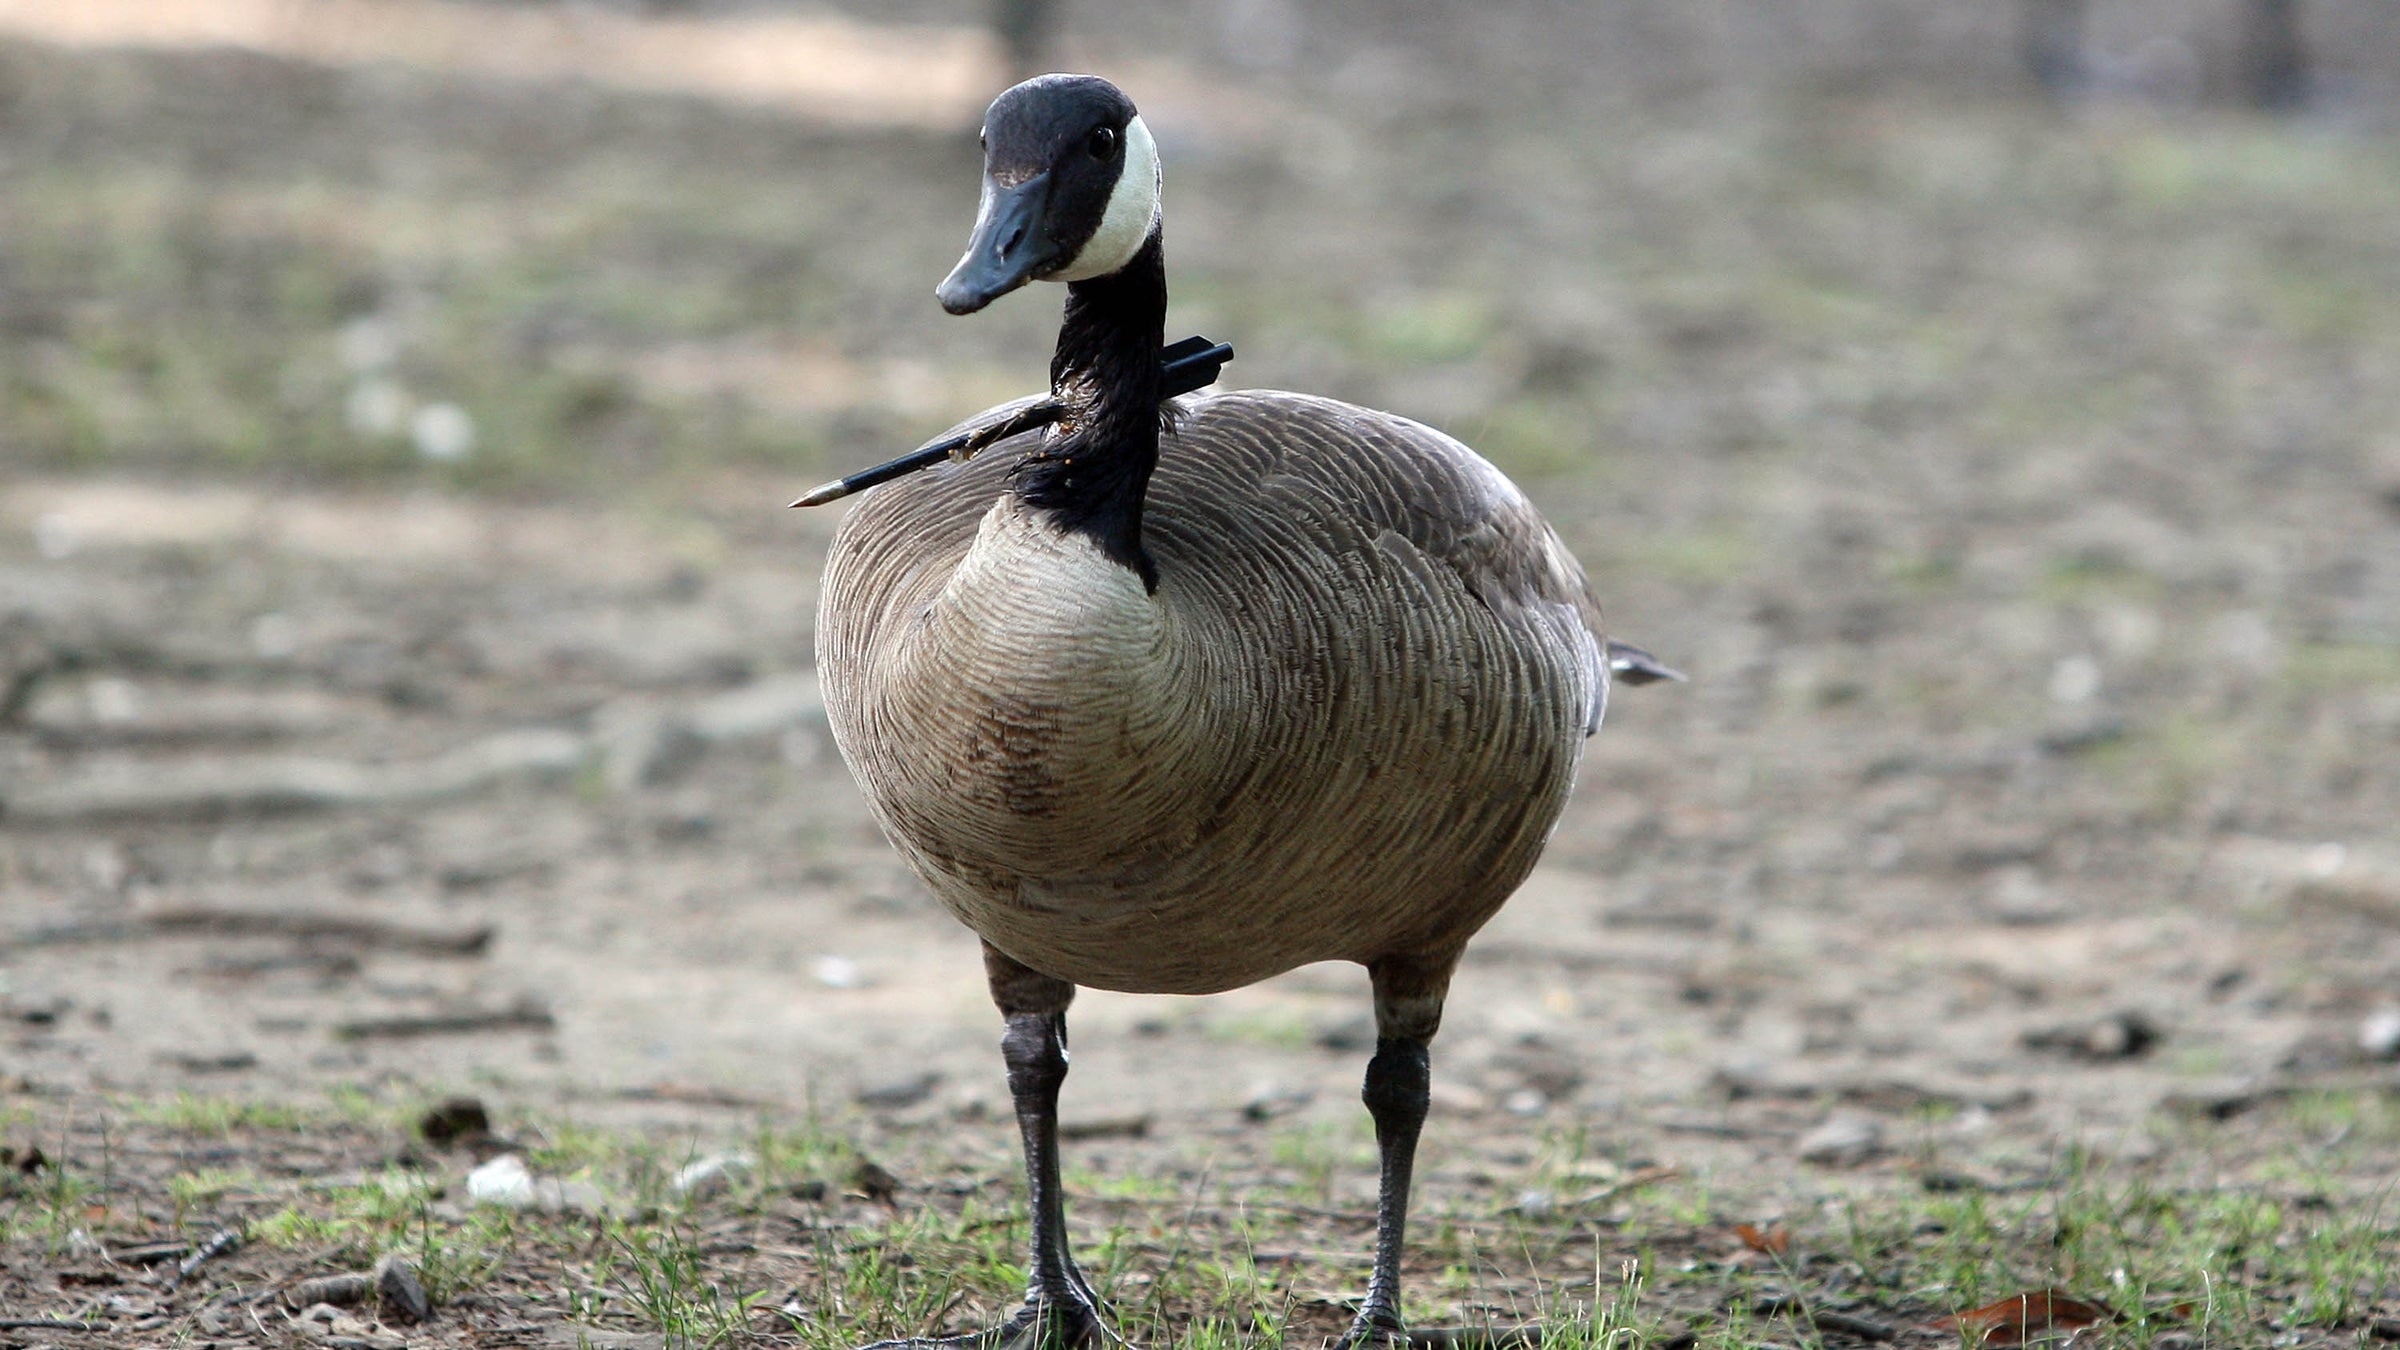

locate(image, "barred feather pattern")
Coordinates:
817 389 1610 996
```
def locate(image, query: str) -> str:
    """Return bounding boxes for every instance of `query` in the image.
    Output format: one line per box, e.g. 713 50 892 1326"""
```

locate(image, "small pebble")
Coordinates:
373 1252 431 1324
2360 1007 2400 1060
417 1096 492 1150
671 1152 755 1200
466 1154 535 1208
1240 1083 1313 1122
813 955 866 989
1502 1088 1549 1116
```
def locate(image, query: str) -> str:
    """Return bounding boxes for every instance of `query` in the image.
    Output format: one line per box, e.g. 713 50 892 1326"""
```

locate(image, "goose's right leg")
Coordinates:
860 943 1111 1350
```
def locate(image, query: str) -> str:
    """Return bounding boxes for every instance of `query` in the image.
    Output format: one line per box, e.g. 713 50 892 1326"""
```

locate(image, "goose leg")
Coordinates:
1334 955 1453 1350
862 944 1109 1350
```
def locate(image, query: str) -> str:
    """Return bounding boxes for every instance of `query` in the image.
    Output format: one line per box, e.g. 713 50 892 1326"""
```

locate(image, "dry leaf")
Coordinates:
1734 1222 1791 1256
1949 1289 2118 1345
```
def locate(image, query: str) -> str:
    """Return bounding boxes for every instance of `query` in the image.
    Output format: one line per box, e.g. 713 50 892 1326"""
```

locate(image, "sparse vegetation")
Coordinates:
6 1093 2395 1345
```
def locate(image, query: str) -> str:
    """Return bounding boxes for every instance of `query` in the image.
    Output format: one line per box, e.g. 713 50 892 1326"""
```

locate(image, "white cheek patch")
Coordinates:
1048 116 1160 283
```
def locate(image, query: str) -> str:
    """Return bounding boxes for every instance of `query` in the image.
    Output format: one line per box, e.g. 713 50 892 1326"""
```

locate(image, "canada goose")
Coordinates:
814 74 1675 1350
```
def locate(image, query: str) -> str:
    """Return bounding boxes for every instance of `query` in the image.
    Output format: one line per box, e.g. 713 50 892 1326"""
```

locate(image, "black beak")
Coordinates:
937 173 1059 315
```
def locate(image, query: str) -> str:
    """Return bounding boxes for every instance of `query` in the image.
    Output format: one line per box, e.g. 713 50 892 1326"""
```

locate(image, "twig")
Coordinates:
1809 1310 1898 1342
284 1272 374 1308
333 996 554 1040
107 1239 193 1266
165 1226 243 1290
0 1319 113 1332
7 909 492 957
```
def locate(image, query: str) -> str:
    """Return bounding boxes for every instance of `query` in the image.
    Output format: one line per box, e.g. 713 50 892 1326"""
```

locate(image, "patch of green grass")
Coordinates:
2281 640 2400 692
132 1093 317 1137
1826 1149 2400 1333
14 1086 2400 1346
252 1166 520 1304
593 1219 769 1347
165 1167 257 1219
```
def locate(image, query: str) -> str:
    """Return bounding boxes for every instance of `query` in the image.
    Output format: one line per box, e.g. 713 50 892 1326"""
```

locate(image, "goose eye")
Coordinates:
1086 125 1117 160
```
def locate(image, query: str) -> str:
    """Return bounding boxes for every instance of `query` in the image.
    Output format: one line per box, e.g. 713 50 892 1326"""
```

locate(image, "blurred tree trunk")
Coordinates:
2020 0 2085 101
2238 0 2308 110
997 0 1059 83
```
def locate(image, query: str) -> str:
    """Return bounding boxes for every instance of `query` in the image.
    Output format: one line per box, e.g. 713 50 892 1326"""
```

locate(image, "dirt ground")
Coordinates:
3 3 2399 1344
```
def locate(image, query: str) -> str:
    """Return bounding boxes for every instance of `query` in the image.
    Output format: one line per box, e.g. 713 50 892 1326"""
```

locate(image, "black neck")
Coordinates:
1011 229 1167 589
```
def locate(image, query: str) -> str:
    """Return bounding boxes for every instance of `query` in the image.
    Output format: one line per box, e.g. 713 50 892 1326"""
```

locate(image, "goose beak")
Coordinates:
938 173 1059 315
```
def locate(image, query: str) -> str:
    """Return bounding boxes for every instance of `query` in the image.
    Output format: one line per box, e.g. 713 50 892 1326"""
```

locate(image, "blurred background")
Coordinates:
3 0 2398 1175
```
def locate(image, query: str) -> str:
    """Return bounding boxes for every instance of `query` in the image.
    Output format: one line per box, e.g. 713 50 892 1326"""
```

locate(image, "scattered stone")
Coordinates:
467 1154 536 1207
417 1096 492 1150
2024 1010 2159 1061
2360 1007 2400 1060
1796 1111 1883 1166
1240 1083 1313 1122
670 1153 754 1201
854 1071 940 1110
848 1159 902 1205
373 1252 431 1324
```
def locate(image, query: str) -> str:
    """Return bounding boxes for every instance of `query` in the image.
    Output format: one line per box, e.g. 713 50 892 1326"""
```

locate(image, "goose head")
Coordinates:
938 75 1161 315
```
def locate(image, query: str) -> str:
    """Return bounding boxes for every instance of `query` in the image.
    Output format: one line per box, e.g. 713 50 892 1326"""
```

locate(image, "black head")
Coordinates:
937 75 1161 315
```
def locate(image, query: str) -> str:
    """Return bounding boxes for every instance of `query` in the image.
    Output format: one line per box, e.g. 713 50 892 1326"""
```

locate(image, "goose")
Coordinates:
814 74 1675 1350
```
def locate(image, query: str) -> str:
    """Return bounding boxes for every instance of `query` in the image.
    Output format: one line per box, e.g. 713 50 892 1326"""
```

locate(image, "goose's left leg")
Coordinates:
1332 954 1443 1350
1337 954 1532 1350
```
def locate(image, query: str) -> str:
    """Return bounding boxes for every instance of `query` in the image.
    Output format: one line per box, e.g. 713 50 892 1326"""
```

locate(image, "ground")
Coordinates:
2 5 2399 1347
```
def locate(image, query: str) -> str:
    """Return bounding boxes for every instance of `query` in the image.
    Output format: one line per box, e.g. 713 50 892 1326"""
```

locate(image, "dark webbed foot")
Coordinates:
860 1288 1119 1350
